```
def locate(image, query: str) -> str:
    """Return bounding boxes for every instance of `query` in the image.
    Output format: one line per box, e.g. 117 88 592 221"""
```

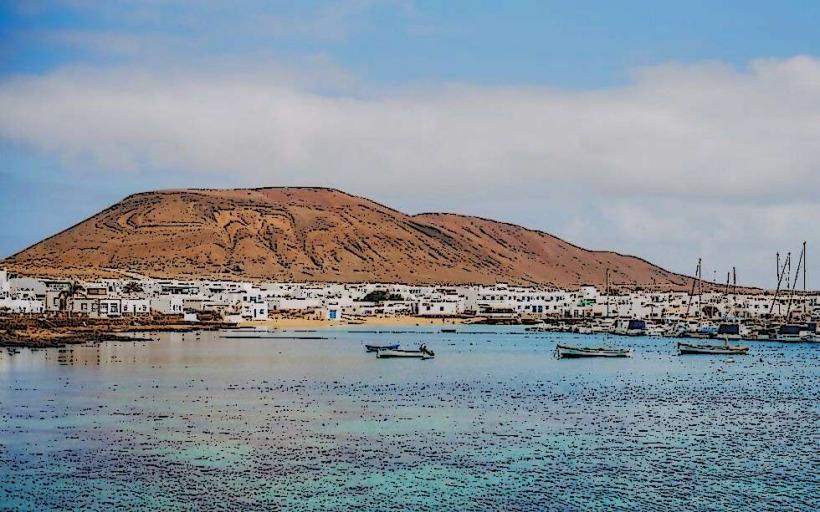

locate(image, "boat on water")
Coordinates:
645 324 667 337
717 323 743 340
677 340 749 355
766 323 817 343
687 323 719 338
677 322 746 340
364 343 399 352
377 344 435 359
525 326 550 332
554 344 632 359
613 319 646 336
440 328 457 333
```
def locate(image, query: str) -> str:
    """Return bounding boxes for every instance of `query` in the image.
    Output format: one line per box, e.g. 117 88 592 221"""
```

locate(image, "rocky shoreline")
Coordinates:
0 314 237 348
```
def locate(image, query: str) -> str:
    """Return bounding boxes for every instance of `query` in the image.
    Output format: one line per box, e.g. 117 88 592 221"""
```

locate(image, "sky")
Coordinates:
1 1 820 287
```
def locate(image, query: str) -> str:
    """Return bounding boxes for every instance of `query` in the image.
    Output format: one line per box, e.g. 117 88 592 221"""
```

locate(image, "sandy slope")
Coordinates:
2 187 691 289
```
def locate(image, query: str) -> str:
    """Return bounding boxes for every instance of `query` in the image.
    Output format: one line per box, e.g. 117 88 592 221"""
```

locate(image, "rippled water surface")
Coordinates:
1 326 818 511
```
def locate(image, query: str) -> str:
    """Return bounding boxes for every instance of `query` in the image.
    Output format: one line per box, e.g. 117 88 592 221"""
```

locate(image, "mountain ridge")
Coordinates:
2 186 697 289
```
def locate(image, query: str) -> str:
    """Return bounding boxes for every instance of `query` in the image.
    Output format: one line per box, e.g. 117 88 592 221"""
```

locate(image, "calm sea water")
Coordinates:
1 326 818 511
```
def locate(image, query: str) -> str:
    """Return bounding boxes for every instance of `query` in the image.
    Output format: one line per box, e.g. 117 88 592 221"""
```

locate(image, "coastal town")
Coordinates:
2 266 817 341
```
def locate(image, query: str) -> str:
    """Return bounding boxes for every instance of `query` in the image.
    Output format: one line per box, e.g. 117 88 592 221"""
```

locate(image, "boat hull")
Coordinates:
677 342 749 355
612 329 645 337
765 334 816 343
555 345 632 359
377 349 434 359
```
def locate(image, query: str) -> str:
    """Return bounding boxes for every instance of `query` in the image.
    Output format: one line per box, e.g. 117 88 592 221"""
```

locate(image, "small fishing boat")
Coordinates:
364 343 399 352
440 328 456 333
677 340 749 355
555 344 632 359
377 344 435 359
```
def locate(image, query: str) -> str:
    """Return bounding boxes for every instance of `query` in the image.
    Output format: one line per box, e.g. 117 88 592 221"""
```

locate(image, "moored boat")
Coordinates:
555 344 632 359
377 344 435 359
716 323 742 340
613 319 646 336
688 323 718 339
766 323 816 343
645 324 667 337
677 341 749 355
364 343 399 352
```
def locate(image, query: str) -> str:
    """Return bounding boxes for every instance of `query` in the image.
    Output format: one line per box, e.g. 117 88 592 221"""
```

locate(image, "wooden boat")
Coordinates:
677 341 749 355
555 344 632 359
364 343 399 352
377 345 435 359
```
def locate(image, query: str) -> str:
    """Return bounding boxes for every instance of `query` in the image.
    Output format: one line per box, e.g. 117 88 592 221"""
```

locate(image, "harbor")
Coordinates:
3 3 819 509
1 326 817 510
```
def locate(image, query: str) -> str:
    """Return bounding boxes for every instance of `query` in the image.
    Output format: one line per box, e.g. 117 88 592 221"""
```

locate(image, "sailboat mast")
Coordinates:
697 262 702 317
785 247 804 319
769 254 789 317
684 258 701 320
785 252 792 317
732 267 737 317
804 241 807 316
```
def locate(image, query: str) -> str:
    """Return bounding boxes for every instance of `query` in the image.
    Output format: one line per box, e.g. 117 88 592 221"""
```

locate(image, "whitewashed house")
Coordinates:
241 300 268 320
416 300 460 317
0 291 45 313
0 269 9 293
151 296 185 315
325 304 342 320
121 298 150 315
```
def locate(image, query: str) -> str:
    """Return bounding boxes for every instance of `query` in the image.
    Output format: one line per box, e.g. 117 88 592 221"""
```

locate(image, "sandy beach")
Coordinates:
239 315 467 329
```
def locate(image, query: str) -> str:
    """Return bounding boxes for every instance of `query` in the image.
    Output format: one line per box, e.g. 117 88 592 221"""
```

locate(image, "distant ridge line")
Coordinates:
1 186 751 291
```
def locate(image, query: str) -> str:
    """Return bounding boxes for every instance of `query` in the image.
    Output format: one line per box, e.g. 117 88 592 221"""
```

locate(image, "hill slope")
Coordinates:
2 187 691 289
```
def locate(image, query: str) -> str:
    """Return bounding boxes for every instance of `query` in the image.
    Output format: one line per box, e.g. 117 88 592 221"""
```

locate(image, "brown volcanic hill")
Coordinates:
2 187 692 289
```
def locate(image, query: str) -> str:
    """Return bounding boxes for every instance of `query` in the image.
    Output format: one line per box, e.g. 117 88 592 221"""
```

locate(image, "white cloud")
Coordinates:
1 56 819 285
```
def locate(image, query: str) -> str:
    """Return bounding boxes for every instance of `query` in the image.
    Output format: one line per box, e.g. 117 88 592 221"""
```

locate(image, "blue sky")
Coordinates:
2 1 820 286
